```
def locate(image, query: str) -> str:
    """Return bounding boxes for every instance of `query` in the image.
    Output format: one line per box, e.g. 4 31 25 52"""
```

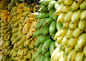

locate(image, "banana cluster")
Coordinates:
32 0 63 61
52 0 86 61
0 10 12 61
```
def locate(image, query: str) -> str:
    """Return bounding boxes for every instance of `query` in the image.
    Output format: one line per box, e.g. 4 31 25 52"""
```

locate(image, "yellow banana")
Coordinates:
64 11 73 22
12 7 17 12
22 6 33 12
23 23 31 34
14 20 20 27
57 36 63 44
67 49 76 61
80 10 86 20
1 15 8 20
58 54 67 61
83 45 86 56
21 11 31 17
12 28 18 33
62 5 70 13
24 18 34 23
75 52 84 61
18 3 27 8
24 39 31 47
19 23 23 31
7 15 11 22
64 0 73 5
75 0 83 4
63 22 69 29
57 13 65 23
58 0 64 4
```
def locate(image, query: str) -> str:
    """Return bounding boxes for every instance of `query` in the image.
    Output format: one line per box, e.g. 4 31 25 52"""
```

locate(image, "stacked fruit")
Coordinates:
51 0 86 61
0 10 12 61
32 0 63 61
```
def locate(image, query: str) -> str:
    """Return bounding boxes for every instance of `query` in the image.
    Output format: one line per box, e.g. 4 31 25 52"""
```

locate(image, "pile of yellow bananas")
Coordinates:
51 0 86 61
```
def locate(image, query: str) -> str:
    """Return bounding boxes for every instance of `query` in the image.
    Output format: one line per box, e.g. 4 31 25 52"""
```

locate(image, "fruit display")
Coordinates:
32 0 63 61
51 0 86 61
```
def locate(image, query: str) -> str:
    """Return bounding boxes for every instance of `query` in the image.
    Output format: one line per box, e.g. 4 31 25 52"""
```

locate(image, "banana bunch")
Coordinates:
52 0 86 61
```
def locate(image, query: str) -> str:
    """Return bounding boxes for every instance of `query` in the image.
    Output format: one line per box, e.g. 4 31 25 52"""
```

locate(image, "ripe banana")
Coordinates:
64 0 73 5
80 1 86 10
83 45 86 56
80 10 86 20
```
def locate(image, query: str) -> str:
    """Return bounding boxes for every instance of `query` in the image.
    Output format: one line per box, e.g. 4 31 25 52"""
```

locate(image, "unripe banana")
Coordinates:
67 49 76 61
57 13 65 23
75 52 84 61
64 11 73 22
72 27 84 38
71 10 81 23
71 2 80 11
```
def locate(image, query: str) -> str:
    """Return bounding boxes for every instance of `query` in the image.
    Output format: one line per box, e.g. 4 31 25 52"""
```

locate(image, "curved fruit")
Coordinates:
83 45 86 56
58 54 67 61
63 22 69 29
56 22 62 31
43 57 50 61
80 10 86 20
80 1 86 10
43 26 49 36
64 0 73 5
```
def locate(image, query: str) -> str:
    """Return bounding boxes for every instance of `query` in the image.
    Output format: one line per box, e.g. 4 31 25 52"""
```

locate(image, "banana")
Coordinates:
1 15 8 20
71 2 80 11
75 0 83 4
53 50 64 61
11 17 18 22
84 57 86 61
14 20 20 27
49 21 56 35
67 37 78 47
66 29 73 39
80 1 86 10
55 40 61 48
38 55 45 61
64 11 73 22
45 51 50 58
83 45 86 56
61 36 69 46
69 21 78 30
22 6 33 12
62 5 70 13
64 0 73 5
58 54 67 61
35 35 51 47
43 26 49 36
50 42 55 56
57 36 63 44
54 4 63 16
18 3 27 8
33 28 43 37
71 10 81 23
35 54 41 61
51 33 56 40
63 22 69 29
21 11 31 17
7 15 11 22
67 49 76 61
35 12 49 19
57 13 65 23
75 52 84 61
27 50 32 59
20 17 26 23
36 19 44 29
72 27 84 38
49 9 57 21
80 10 86 20
38 44 42 54
56 22 62 31
42 39 52 54
58 0 64 3
43 18 53 27
24 39 31 47
13 12 17 16
78 20 86 30
38 5 48 12
19 23 22 31
24 18 33 23
54 2 60 10
17 33 23 39
42 1 51 6
77 33 86 49
32 51 39 61
75 44 82 52
23 23 31 34
12 28 18 33
48 1 56 10
43 57 50 61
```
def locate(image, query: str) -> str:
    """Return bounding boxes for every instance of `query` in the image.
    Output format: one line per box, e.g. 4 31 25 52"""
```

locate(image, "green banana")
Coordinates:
32 51 39 61
49 9 57 21
38 5 48 12
35 54 41 61
80 1 86 10
50 42 55 56
35 35 51 47
48 1 56 10
42 39 52 53
38 55 45 61
42 1 51 6
38 44 42 54
35 12 49 19
36 19 44 29
42 18 53 27
33 28 43 37
56 22 62 31
43 57 50 61
43 26 49 36
45 51 50 58
49 21 56 35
